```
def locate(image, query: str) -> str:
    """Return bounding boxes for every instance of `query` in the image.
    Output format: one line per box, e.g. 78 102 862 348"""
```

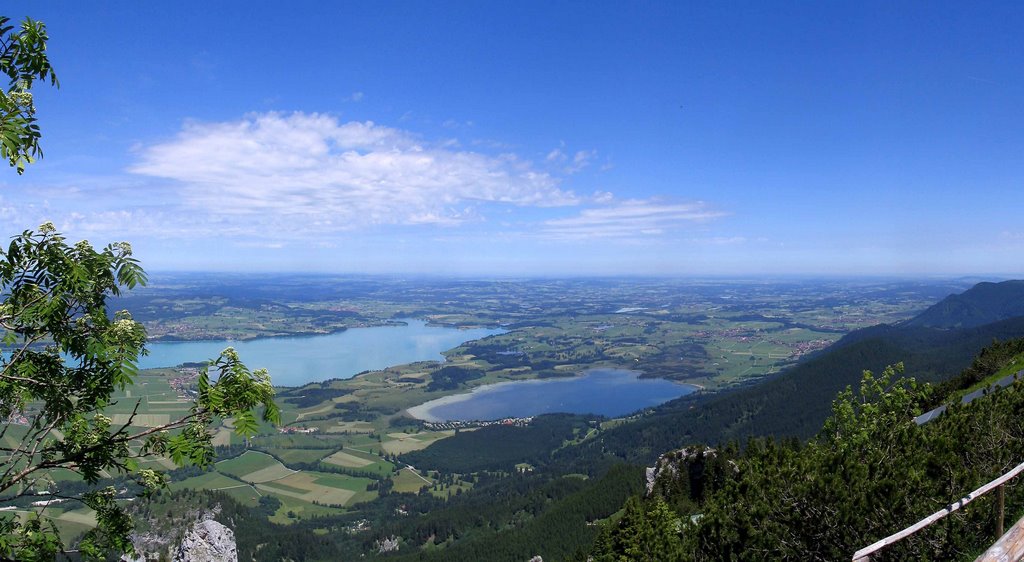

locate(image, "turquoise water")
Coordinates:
409 368 697 421
138 319 502 387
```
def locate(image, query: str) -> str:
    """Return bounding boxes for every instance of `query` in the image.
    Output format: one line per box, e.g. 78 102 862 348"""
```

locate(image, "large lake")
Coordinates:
139 319 503 387
407 368 698 422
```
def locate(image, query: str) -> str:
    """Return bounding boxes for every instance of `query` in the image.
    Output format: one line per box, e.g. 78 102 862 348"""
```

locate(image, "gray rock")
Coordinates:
173 519 237 562
376 535 400 553
645 465 659 496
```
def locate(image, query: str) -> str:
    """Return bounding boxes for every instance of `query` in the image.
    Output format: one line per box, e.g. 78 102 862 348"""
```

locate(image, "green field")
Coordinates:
322 450 375 468
381 430 455 454
257 471 374 506
217 451 295 483
391 467 433 493
264 447 332 464
169 471 247 492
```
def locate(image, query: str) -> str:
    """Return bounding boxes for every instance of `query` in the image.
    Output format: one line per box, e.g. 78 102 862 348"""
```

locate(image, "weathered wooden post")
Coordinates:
996 484 1005 539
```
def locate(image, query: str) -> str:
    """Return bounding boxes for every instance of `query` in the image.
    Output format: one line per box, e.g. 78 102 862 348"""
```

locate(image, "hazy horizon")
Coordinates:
2 2 1023 277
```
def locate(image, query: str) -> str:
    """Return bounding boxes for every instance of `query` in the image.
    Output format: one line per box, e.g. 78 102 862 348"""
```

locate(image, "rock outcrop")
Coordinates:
646 447 709 496
172 519 238 562
376 535 400 554
645 445 737 501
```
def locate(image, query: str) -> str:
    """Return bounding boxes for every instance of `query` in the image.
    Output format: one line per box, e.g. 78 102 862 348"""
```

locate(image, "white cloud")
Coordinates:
565 149 596 174
540 199 726 240
544 145 596 174
127 112 581 237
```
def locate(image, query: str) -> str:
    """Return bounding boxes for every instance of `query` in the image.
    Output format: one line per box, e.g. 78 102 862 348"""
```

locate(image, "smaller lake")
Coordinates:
407 368 697 422
138 319 502 387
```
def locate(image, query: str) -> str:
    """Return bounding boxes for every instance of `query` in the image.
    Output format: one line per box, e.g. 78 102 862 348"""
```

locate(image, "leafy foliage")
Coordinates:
594 355 1024 561
591 496 685 562
0 16 57 174
0 225 277 560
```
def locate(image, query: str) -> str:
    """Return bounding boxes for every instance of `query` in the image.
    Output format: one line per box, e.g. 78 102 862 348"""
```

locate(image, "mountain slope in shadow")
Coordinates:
559 281 1024 466
904 279 1024 329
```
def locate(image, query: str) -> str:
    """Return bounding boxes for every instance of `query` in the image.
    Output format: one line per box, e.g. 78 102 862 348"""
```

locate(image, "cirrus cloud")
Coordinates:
540 199 726 240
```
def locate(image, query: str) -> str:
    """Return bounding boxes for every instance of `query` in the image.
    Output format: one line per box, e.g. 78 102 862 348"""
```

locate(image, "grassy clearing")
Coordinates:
111 413 171 427
264 447 331 464
55 507 96 526
238 463 296 484
49 509 94 544
216 450 276 475
341 434 383 449
137 455 178 470
255 479 310 495
211 426 233 447
330 421 375 433
250 433 333 448
322 450 375 468
381 431 454 455
216 484 261 506
44 468 84 482
217 451 294 483
307 471 374 492
256 471 372 506
392 468 432 493
265 494 346 524
294 401 339 421
168 471 243 491
319 448 394 475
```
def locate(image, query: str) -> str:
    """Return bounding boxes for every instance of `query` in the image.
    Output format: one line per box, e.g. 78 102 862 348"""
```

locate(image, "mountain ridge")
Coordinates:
904 279 1024 329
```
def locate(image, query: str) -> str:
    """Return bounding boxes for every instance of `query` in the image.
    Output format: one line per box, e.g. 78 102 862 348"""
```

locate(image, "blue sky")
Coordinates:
1 1 1022 276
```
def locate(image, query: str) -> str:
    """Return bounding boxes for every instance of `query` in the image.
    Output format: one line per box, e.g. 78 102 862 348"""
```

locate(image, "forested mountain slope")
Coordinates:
593 345 1024 561
904 279 1024 329
559 284 1024 467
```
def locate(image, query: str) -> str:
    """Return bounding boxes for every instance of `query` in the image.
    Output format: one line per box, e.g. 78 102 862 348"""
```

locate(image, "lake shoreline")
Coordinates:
145 317 505 344
405 368 699 423
139 319 505 387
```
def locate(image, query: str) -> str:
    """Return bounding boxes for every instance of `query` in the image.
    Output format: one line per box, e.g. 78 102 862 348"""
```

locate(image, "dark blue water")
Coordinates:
409 368 697 421
138 319 502 387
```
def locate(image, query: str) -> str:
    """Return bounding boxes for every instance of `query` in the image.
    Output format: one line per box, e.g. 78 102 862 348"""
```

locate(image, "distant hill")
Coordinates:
556 282 1024 468
904 279 1024 329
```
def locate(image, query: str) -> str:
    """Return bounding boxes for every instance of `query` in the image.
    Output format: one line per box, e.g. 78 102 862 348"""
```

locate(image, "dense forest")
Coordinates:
402 414 592 472
128 465 643 561
594 355 1024 561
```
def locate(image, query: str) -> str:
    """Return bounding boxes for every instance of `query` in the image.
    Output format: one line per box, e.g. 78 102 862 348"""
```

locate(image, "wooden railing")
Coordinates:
976 513 1024 561
852 460 1024 561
